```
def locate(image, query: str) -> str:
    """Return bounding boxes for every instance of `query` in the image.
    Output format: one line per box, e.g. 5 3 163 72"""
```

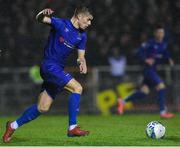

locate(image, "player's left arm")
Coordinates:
77 33 87 74
163 45 174 67
77 50 87 74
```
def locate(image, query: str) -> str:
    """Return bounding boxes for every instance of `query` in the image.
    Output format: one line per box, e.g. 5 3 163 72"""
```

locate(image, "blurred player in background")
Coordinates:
3 6 93 143
117 25 175 118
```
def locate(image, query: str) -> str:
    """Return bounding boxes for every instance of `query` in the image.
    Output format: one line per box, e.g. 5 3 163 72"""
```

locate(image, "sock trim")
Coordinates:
11 121 19 129
69 124 77 130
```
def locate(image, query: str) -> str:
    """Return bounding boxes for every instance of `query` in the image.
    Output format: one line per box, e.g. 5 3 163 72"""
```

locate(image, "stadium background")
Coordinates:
0 0 180 115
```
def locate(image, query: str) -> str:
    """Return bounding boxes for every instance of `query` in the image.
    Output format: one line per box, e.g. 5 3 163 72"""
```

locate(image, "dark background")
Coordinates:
0 0 179 67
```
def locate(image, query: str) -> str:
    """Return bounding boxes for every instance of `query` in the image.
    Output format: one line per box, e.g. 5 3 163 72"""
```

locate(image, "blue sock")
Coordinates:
157 89 166 112
68 93 80 126
124 91 147 103
16 104 41 127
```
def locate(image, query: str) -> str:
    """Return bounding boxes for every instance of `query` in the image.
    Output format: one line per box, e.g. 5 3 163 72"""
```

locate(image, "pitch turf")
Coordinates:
0 114 180 146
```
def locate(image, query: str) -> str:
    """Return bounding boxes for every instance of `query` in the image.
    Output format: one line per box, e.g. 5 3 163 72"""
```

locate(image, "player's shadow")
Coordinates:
11 137 30 143
0 137 30 145
135 136 180 144
165 136 180 142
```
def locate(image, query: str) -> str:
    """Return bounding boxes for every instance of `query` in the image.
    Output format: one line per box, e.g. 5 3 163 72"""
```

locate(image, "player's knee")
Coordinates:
38 105 50 113
156 83 166 91
67 80 83 94
140 86 150 95
74 85 83 94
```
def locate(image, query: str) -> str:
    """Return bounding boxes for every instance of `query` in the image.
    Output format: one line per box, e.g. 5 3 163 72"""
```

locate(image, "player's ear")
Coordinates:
77 14 83 20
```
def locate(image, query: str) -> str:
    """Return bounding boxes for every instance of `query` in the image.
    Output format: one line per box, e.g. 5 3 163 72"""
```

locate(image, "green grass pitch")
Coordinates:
0 114 180 146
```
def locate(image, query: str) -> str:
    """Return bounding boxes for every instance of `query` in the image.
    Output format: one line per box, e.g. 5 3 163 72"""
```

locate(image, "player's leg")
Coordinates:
124 85 150 103
155 82 174 118
64 79 89 137
156 82 166 114
2 90 53 143
117 84 150 114
41 62 88 136
16 90 53 127
148 69 174 118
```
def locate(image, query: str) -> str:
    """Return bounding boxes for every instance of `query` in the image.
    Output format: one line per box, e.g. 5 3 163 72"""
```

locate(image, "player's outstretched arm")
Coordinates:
36 8 54 24
77 50 87 74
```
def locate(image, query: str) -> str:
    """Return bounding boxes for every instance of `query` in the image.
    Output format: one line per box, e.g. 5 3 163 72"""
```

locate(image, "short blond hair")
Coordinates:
74 6 93 19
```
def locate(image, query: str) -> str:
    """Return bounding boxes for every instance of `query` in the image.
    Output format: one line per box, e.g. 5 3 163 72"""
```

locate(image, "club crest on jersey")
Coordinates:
59 37 65 43
65 28 69 32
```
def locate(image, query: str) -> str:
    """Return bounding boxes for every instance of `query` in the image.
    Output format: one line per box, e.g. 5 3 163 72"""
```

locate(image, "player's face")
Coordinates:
154 29 165 42
78 13 93 30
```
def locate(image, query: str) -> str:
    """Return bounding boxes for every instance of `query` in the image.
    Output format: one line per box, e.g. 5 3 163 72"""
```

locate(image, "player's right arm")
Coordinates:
36 8 54 24
137 41 155 66
162 46 175 67
36 9 63 31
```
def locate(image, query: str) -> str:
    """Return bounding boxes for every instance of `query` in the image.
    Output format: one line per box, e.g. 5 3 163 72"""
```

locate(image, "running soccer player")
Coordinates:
117 25 175 118
3 6 93 143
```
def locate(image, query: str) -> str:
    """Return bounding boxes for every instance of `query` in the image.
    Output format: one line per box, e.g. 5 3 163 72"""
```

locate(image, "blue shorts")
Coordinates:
143 68 162 87
40 61 73 99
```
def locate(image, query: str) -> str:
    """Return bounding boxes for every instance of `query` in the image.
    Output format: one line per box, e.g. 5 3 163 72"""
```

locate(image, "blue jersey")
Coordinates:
40 17 87 99
137 38 171 68
137 38 171 86
43 17 87 68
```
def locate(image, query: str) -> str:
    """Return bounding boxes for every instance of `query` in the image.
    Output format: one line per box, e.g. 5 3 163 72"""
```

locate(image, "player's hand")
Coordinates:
36 8 54 22
145 58 155 66
41 8 54 16
169 59 175 67
77 58 87 74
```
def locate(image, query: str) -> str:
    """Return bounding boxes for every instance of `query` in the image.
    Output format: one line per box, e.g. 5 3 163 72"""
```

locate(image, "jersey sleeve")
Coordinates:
50 17 63 31
77 33 87 50
163 45 171 59
136 42 149 61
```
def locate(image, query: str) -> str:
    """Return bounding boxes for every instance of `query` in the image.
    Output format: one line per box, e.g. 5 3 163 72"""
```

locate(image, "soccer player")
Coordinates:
117 25 175 118
3 6 93 143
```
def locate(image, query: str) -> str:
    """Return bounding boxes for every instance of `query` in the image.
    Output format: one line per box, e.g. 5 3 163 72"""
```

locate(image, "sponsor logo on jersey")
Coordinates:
59 37 76 49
